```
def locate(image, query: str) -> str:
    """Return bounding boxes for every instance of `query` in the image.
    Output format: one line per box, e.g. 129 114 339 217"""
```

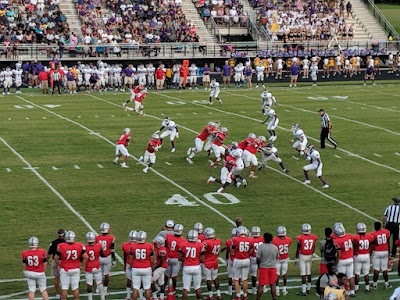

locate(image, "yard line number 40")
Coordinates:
165 193 240 206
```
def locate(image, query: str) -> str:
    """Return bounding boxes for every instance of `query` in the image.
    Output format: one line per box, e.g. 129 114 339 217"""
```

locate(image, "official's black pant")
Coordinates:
52 80 61 94
386 222 400 257
320 127 338 149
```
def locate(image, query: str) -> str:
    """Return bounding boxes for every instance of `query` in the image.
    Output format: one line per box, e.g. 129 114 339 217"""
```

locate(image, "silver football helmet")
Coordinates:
356 223 367 234
100 222 111 234
28 236 39 248
152 133 160 139
237 226 247 236
251 226 261 237
174 224 184 236
277 226 287 237
128 230 138 242
231 228 237 238
65 231 76 243
194 222 204 234
153 235 165 247
221 127 228 134
232 149 243 158
258 136 267 143
301 224 311 234
137 231 147 243
204 227 216 239
86 231 96 243
187 230 199 242
334 224 346 237
248 133 256 139
124 128 131 134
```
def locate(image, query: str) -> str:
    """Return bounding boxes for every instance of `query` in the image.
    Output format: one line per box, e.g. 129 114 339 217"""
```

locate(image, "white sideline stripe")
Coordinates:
217 92 400 174
16 96 236 227
0 134 124 266
333 98 400 113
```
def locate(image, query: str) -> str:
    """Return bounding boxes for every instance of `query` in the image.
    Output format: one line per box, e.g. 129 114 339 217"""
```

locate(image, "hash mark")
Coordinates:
165 162 172 166
97 164 104 169
284 110 290 112
373 153 382 157
334 155 341 159
74 165 80 170
6 168 11 172
292 156 300 160
193 112 198 115
52 166 59 170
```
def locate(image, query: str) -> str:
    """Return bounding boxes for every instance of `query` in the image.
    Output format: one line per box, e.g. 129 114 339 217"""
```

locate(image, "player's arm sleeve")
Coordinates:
159 126 165 132
295 241 300 258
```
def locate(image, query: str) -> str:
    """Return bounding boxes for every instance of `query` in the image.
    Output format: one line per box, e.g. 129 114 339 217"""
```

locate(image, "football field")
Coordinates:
1 81 400 299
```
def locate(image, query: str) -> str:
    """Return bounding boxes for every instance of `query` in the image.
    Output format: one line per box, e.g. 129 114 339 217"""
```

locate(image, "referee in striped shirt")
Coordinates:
319 109 338 149
383 196 400 258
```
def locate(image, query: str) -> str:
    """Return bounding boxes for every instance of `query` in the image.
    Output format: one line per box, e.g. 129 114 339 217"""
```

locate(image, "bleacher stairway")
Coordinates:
59 0 82 37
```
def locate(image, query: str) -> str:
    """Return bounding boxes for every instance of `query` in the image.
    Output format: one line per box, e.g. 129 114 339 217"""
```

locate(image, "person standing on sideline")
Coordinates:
319 109 338 149
256 232 278 300
383 196 400 258
47 229 65 300
51 67 62 94
289 62 300 87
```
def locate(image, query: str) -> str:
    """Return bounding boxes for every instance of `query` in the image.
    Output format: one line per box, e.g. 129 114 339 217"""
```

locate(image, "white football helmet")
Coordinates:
237 226 247 236
208 121 215 126
204 227 216 239
124 128 131 134
100 222 111 234
164 116 170 125
86 231 96 243
193 222 204 234
187 230 198 242
28 236 39 248
65 231 76 243
325 292 338 300
251 226 261 237
292 124 300 131
301 224 311 234
230 141 238 150
334 224 345 237
152 133 160 139
165 220 175 228
232 149 243 158
356 223 366 234
258 136 267 143
277 226 287 237
153 235 165 247
142 88 148 93
231 228 237 238
214 121 221 128
248 133 256 139
128 230 138 242
174 224 184 236
137 231 147 243
221 127 228 134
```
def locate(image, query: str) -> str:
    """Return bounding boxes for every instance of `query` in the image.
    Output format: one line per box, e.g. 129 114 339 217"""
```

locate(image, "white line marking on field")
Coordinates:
240 111 246 113
74 165 80 169
17 96 236 227
361 107 366 109
78 116 82 118
0 135 125 266
97 164 104 168
6 168 11 172
292 156 300 160
395 152 400 156
23 167 39 170
331 107 337 110
95 115 98 118
373 153 382 157
25 117 29 120
208 112 213 114
284 109 290 112
193 112 198 115
8 118 11 120
52 166 59 170
177 113 182 115
111 115 115 117
42 117 46 119
165 162 172 166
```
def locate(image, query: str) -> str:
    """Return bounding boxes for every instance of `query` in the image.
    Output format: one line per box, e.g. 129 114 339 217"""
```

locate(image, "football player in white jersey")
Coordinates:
136 64 147 86
255 63 265 88
188 63 198 89
234 63 244 87
388 53 394 73
230 148 247 188
334 54 342 75
262 106 279 142
172 64 180 89
146 64 155 89
0 68 4 88
3 67 13 94
310 62 318 87
155 116 179 152
292 124 308 158
96 67 106 91
301 57 310 79
322 58 329 78
261 88 277 113
303 144 329 188
275 58 284 79
13 66 23 93
209 79 222 105
112 64 122 91
83 65 93 92
258 143 289 173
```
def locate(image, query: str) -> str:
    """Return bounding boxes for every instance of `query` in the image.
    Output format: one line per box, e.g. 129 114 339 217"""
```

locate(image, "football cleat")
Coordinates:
207 176 215 184
186 157 193 164
356 223 367 234
171 148 176 153
100 222 111 233
187 230 198 242
301 223 312 234
242 179 248 187
174 224 184 236
304 180 311 184
322 184 330 189
143 168 148 173
86 231 96 243
217 187 224 193
193 222 204 234
186 147 192 156
28 236 39 248
235 181 241 188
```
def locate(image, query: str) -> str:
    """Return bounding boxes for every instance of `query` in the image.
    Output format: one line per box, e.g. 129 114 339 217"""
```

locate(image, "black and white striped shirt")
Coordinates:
52 71 60 81
321 113 331 128
384 204 400 223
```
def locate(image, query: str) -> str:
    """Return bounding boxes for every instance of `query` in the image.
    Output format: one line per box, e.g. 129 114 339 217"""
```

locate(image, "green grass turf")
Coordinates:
1 81 400 299
376 4 400 35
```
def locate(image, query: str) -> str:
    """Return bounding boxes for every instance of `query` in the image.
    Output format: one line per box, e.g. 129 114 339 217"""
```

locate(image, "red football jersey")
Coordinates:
238 138 254 150
197 125 216 141
251 237 264 258
198 233 206 243
130 243 154 268
155 246 168 269
22 248 47 272
225 155 236 171
272 236 293 260
85 243 102 272
225 239 235 261
334 234 354 259
203 239 222 269
135 92 147 103
166 235 187 259
231 236 254 259
213 132 226 147
117 133 131 145
57 242 86 271
146 138 159 153
296 234 318 255
353 234 373 255
245 139 261 154
122 242 133 267
371 229 390 251
179 241 204 267
96 234 115 257
133 85 143 94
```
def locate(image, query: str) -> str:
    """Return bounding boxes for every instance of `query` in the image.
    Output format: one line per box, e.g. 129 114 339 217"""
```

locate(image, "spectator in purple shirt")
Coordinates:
66 68 77 94
202 63 211 90
123 65 135 90
290 62 300 87
221 60 232 88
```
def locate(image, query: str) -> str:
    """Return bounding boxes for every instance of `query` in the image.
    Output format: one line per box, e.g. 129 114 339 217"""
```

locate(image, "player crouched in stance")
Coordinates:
114 128 131 168
258 142 289 173
155 116 179 153
139 133 161 173
124 88 148 116
179 230 205 300
303 144 329 188
209 127 228 168
364 65 375 86
151 236 168 300
123 83 145 107
85 232 106 300
22 237 49 300
186 122 218 164
209 79 222 105
291 124 308 159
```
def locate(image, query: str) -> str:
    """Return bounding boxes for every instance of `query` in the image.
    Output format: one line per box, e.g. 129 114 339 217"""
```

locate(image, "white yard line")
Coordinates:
15 96 235 227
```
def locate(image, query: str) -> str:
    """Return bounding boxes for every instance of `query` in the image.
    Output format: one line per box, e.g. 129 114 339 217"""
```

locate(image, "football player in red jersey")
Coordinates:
165 224 187 293
221 228 237 296
85 232 105 300
130 231 155 300
123 82 145 106
371 221 392 289
210 127 228 168
95 223 116 295
243 136 265 179
231 226 254 300
203 227 223 300
122 230 138 300
333 224 355 297
151 236 168 300
114 128 131 168
238 133 256 150
353 223 373 293
295 224 318 296
124 88 148 116
193 223 206 242
207 149 237 193
272 226 292 296
186 122 218 164
179 230 205 300
139 133 161 173
55 231 88 300
22 237 49 300
250 226 264 295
